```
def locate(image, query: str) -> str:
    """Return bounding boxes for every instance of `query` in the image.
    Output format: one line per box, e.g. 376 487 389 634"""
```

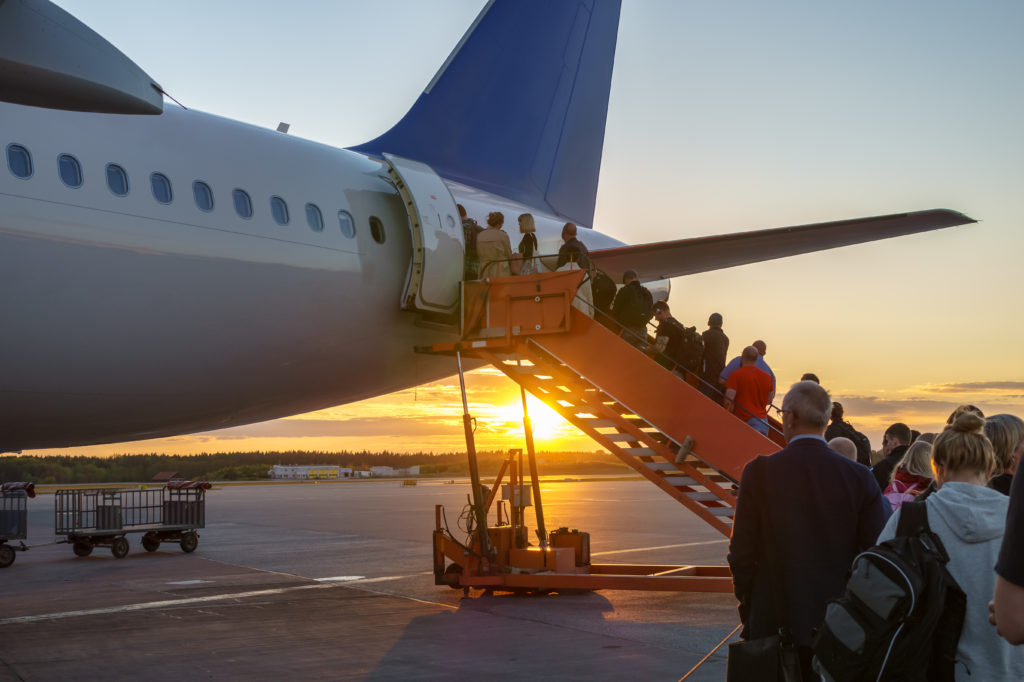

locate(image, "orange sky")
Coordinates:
24 365 1024 459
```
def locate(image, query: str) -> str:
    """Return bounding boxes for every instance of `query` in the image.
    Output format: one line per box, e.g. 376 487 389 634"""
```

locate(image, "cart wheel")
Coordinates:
180 531 198 553
111 537 130 559
141 533 160 552
73 541 93 557
0 544 14 568
443 563 463 590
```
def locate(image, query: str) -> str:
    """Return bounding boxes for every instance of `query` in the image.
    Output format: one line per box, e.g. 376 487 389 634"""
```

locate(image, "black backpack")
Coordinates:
676 324 704 373
811 501 965 682
850 429 872 467
638 287 654 326
591 271 616 313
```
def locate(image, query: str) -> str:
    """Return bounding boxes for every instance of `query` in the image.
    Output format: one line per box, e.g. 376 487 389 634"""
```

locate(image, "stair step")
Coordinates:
664 476 698 486
683 492 720 502
603 432 645 442
576 419 617 428
621 447 658 458
647 462 682 472
707 507 736 516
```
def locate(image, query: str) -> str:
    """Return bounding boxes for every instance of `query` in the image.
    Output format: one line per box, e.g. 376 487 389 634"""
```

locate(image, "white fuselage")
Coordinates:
0 104 631 450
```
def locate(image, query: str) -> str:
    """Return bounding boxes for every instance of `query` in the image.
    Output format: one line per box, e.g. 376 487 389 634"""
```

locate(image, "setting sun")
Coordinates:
494 394 573 443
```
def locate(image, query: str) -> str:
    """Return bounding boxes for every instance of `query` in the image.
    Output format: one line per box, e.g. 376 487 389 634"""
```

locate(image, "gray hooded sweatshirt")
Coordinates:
878 481 1022 681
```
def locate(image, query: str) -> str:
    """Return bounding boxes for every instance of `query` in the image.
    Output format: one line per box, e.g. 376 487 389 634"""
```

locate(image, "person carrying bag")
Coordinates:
727 456 803 682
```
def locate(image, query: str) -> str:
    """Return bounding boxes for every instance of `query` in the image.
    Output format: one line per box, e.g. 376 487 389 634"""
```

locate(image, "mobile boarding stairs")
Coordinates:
423 268 785 594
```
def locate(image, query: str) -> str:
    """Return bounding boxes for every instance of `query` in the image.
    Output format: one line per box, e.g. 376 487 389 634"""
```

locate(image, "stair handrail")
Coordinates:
464 257 786 438
567 269 787 441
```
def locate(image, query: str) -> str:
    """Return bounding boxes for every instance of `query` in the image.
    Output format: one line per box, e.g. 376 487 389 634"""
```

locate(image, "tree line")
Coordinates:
0 450 624 484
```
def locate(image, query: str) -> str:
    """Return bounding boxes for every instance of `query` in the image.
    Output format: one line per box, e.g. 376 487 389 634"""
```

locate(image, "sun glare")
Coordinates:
494 394 571 443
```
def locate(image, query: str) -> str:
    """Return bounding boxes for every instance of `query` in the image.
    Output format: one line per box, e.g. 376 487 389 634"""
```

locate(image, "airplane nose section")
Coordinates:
0 0 163 114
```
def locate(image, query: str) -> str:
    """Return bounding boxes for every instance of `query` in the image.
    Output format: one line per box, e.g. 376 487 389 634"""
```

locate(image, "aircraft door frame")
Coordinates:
383 153 463 316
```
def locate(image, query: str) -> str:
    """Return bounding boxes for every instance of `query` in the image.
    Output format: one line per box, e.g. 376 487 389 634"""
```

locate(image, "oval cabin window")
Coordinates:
369 216 385 244
6 144 32 179
106 164 129 196
151 173 173 204
58 154 83 188
271 196 289 225
193 181 214 211
306 203 323 232
233 189 253 218
337 210 355 238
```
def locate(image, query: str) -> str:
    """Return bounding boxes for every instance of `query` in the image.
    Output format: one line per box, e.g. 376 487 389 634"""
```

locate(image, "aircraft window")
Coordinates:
233 189 253 219
271 196 289 225
151 173 173 204
337 210 355 238
369 216 386 244
6 144 32 179
106 164 129 196
58 154 83 188
193 181 214 212
305 203 324 232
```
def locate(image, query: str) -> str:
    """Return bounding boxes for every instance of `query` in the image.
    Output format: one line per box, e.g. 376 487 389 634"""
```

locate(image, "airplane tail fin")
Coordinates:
348 0 621 227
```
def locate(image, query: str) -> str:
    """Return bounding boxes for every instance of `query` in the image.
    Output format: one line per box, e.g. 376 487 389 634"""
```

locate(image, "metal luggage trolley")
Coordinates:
1 482 35 568
55 481 210 559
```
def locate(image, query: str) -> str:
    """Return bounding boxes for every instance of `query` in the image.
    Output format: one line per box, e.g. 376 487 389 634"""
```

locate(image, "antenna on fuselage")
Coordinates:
152 84 187 110
276 122 290 134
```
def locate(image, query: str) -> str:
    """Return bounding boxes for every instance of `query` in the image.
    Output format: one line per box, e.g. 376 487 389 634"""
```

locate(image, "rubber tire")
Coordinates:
73 541 93 557
111 537 130 559
0 544 14 568
180 532 198 553
141 533 160 552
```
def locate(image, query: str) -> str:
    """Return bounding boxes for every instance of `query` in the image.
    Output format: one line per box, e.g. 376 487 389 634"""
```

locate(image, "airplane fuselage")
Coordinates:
0 103 631 450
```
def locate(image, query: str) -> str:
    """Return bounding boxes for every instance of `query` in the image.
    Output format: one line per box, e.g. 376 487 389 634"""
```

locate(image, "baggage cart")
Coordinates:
55 482 209 559
0 482 34 568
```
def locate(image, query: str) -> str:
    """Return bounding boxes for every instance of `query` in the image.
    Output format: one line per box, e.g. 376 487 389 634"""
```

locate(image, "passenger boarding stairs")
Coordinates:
427 270 784 538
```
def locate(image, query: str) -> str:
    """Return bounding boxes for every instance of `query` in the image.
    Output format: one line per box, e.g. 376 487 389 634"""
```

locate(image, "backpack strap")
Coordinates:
896 499 930 537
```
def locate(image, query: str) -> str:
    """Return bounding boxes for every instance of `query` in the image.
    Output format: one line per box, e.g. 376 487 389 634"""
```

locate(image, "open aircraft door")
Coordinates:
383 153 463 317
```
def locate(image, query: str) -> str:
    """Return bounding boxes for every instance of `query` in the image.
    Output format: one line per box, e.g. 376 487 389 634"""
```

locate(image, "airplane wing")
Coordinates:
589 208 975 282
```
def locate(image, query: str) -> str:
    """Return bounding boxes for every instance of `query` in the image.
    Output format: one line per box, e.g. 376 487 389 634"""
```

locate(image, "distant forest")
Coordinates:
0 450 627 484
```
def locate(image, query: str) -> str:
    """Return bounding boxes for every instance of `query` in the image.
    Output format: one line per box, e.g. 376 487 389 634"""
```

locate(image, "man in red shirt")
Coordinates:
723 346 775 435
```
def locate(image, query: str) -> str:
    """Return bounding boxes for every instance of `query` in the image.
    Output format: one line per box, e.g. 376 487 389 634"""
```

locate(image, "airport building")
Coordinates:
268 465 352 480
267 465 421 480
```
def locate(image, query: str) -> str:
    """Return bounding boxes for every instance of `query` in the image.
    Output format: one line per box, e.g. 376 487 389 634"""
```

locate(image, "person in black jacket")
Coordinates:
610 269 653 346
555 222 590 270
699 312 728 402
871 422 911 490
824 402 872 466
728 381 888 679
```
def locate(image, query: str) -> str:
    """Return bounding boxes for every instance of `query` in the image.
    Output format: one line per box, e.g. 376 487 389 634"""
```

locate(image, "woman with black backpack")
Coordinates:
877 413 1023 680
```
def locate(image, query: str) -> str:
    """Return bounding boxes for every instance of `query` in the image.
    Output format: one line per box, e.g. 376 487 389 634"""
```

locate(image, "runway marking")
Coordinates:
590 539 727 557
0 573 446 626
314 576 366 582
167 579 214 585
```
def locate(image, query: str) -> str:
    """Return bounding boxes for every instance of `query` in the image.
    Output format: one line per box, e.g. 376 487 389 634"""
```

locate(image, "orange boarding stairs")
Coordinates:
433 268 785 540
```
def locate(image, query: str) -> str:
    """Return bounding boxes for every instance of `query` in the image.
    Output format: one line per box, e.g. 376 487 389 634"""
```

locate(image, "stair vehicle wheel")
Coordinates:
443 563 463 589
141 533 160 552
111 537 130 559
73 541 93 557
0 544 14 568
180 531 198 553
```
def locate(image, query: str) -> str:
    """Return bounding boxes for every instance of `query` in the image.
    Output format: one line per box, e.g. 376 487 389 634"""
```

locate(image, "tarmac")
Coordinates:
0 479 740 680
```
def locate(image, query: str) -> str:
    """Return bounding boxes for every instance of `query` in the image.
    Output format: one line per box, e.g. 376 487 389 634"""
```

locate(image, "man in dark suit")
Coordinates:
728 381 888 678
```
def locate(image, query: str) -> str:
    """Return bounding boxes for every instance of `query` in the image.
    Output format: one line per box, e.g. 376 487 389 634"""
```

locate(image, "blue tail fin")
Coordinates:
348 0 621 227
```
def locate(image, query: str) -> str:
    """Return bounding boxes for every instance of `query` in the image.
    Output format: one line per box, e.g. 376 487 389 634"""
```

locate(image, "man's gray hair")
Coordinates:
784 381 832 429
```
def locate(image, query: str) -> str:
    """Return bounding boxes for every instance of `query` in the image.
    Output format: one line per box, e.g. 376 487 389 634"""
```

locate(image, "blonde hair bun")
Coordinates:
951 412 985 434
